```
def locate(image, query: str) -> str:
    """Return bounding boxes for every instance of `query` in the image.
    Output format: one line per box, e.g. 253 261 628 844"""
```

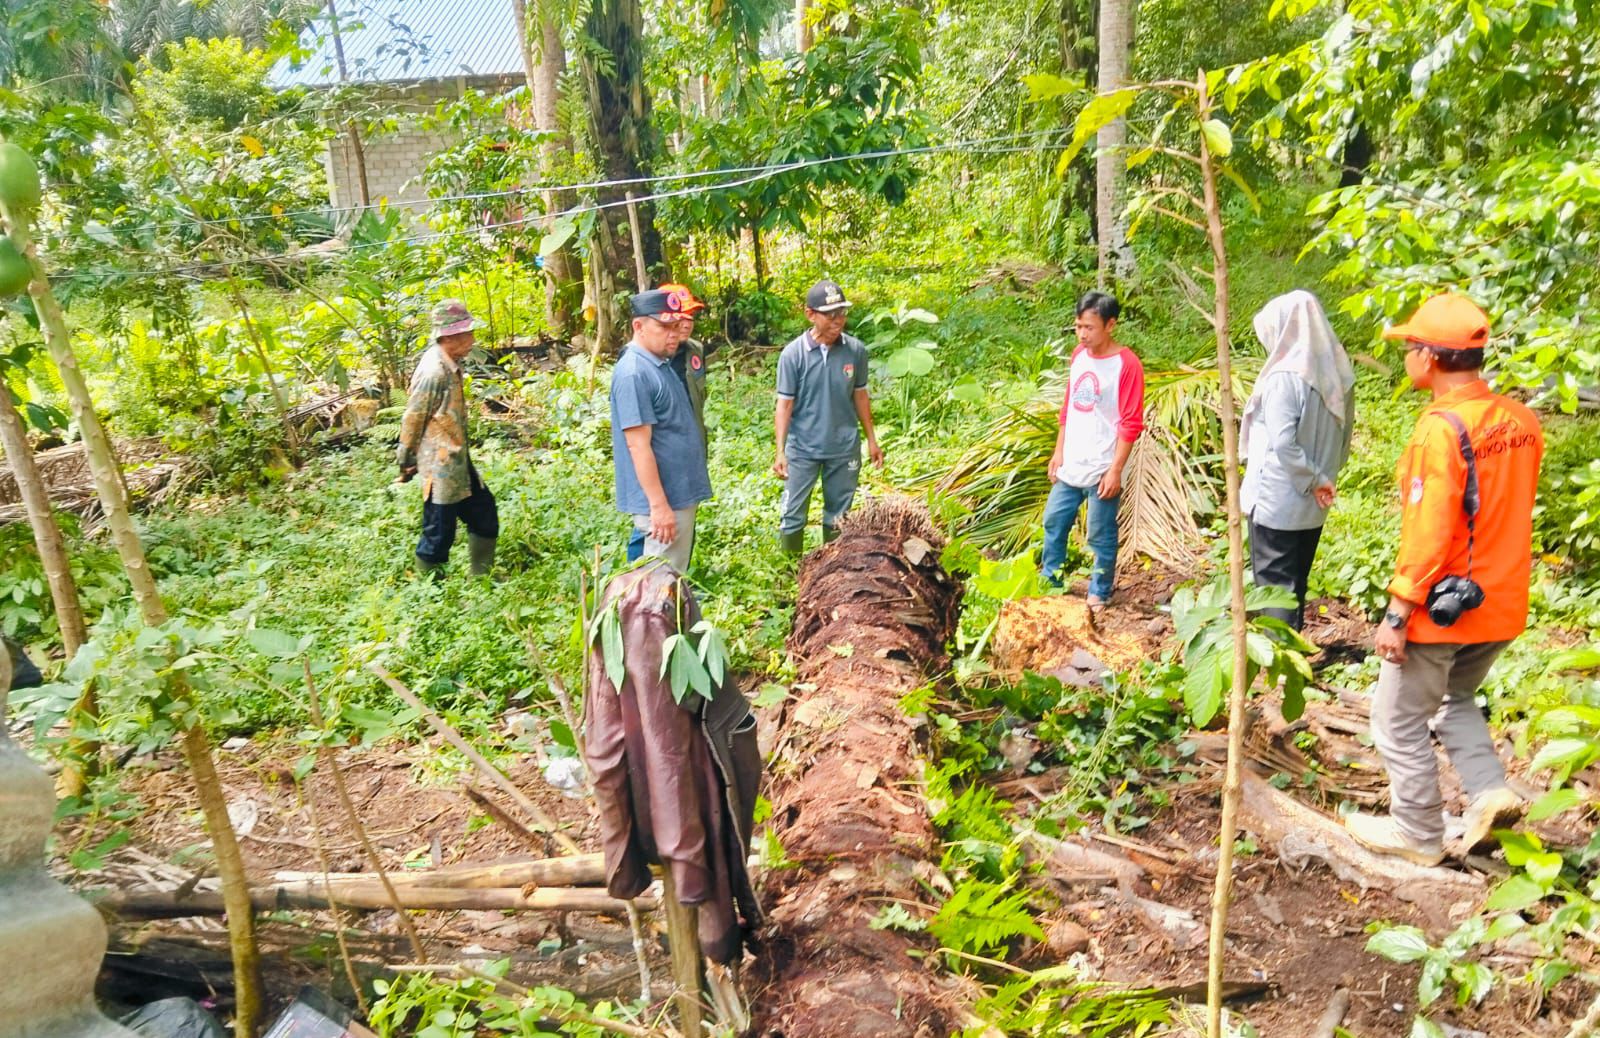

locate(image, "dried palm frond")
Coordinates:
925 355 1252 563
1118 429 1205 569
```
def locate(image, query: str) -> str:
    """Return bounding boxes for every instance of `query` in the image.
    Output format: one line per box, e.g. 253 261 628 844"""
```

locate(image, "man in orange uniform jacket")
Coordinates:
1344 294 1543 865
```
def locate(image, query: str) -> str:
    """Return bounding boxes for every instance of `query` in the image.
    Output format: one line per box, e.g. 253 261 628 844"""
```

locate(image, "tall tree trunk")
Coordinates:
0 380 97 796
513 0 579 336
1094 0 1135 285
0 384 86 656
1 208 264 1038
580 0 662 300
795 0 812 51
1195 72 1251 1038
755 498 964 1037
750 223 768 288
326 0 370 207
1059 0 1098 235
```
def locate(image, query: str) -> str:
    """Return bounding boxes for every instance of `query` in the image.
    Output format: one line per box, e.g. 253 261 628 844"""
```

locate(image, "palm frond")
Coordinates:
927 356 1253 566
1117 429 1204 569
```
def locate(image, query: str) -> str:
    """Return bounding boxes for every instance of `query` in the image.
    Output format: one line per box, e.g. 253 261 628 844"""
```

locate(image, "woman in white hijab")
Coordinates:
1240 290 1356 630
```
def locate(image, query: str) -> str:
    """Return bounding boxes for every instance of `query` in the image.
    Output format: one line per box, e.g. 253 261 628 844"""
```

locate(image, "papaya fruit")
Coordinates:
0 143 42 216
0 236 30 297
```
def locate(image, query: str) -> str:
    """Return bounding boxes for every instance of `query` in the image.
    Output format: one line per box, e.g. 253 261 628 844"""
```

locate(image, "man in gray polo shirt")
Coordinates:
773 280 884 553
611 288 712 572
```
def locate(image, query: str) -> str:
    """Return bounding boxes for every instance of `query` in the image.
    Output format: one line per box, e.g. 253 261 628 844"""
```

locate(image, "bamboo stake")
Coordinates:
625 192 649 290
99 883 650 918
1195 69 1253 1038
306 660 427 961
369 664 581 854
302 771 370 1016
660 871 704 1038
272 851 607 889
0 202 264 1038
531 622 653 1003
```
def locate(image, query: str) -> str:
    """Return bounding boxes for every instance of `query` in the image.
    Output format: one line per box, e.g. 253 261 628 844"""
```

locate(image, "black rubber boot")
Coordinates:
779 530 805 555
468 534 496 577
415 555 446 580
822 524 840 544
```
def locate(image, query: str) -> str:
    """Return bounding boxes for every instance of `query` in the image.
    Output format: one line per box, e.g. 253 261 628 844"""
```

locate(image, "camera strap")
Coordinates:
1435 411 1480 580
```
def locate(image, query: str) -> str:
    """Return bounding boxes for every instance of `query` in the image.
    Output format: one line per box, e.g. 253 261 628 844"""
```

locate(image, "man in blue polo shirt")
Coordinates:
611 288 713 572
773 280 883 554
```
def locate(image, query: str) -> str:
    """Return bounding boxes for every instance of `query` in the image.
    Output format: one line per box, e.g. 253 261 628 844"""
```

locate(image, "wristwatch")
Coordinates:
1382 608 1407 629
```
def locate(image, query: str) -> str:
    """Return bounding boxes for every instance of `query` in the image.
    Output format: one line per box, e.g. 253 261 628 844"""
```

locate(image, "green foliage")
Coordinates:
368 959 640 1037
927 875 1043 960
1170 578 1317 725
135 38 283 130
666 6 929 247
962 965 1174 1038
0 520 125 643
1238 0 1600 405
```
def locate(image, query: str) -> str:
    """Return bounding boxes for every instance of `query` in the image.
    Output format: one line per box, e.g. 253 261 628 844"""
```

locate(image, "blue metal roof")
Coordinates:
270 0 523 88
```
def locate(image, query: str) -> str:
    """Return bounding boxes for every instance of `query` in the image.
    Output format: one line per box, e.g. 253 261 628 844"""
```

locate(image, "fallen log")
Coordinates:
755 498 966 1038
96 882 650 920
1237 770 1484 920
270 852 607 890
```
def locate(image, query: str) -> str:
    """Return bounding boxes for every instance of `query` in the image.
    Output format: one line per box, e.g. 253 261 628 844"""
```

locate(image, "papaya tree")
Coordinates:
0 140 265 1038
0 343 97 795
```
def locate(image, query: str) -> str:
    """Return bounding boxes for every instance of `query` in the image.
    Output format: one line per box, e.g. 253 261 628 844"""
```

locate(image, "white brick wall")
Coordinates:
321 76 520 216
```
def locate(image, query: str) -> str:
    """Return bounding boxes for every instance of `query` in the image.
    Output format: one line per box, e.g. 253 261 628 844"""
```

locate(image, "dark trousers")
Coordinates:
416 468 499 564
1248 520 1323 630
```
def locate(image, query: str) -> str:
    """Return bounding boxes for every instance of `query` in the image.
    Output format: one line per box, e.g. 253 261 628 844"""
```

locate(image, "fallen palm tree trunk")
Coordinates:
97 882 650 920
756 497 964 1038
271 852 607 890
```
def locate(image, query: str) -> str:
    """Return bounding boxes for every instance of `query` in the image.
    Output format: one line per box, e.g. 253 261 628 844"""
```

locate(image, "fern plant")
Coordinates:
927 875 1044 960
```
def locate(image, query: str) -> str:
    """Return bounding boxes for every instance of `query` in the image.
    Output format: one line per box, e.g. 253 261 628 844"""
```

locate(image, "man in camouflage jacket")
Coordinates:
397 299 497 576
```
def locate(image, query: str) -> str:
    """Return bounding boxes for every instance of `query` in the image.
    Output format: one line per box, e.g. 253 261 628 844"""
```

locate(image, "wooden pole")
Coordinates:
307 661 427 961
98 883 650 919
660 871 704 1038
272 851 607 889
370 664 581 854
1195 69 1251 1038
625 191 649 290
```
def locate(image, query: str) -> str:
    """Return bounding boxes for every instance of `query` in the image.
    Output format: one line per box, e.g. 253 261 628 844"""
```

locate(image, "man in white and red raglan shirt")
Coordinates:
1040 291 1145 605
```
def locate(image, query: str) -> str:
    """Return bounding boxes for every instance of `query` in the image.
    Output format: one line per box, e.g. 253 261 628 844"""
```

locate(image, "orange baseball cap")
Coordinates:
1382 293 1490 351
657 283 706 315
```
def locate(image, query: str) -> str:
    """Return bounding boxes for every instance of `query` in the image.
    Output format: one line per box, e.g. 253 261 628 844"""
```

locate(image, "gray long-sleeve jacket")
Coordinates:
1240 371 1355 531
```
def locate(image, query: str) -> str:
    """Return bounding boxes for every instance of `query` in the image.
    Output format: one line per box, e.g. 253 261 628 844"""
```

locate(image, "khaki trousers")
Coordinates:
1369 639 1512 843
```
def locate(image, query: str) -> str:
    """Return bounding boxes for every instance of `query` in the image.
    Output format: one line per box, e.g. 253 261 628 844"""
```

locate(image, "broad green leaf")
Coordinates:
1184 657 1224 726
1201 118 1234 158
1408 1016 1446 1038
949 381 984 403
1529 737 1596 778
754 682 789 708
246 628 300 659
1482 874 1545 912
1524 851 1563 888
887 346 935 377
1526 787 1583 822
600 608 625 691
1021 72 1085 103
1365 925 1431 963
540 217 576 256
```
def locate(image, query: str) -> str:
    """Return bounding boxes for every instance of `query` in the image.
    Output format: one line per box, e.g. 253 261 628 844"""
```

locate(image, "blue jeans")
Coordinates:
1040 480 1120 598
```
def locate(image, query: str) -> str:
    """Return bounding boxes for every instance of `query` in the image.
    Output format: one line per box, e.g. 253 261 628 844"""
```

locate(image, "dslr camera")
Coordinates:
1426 574 1484 627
